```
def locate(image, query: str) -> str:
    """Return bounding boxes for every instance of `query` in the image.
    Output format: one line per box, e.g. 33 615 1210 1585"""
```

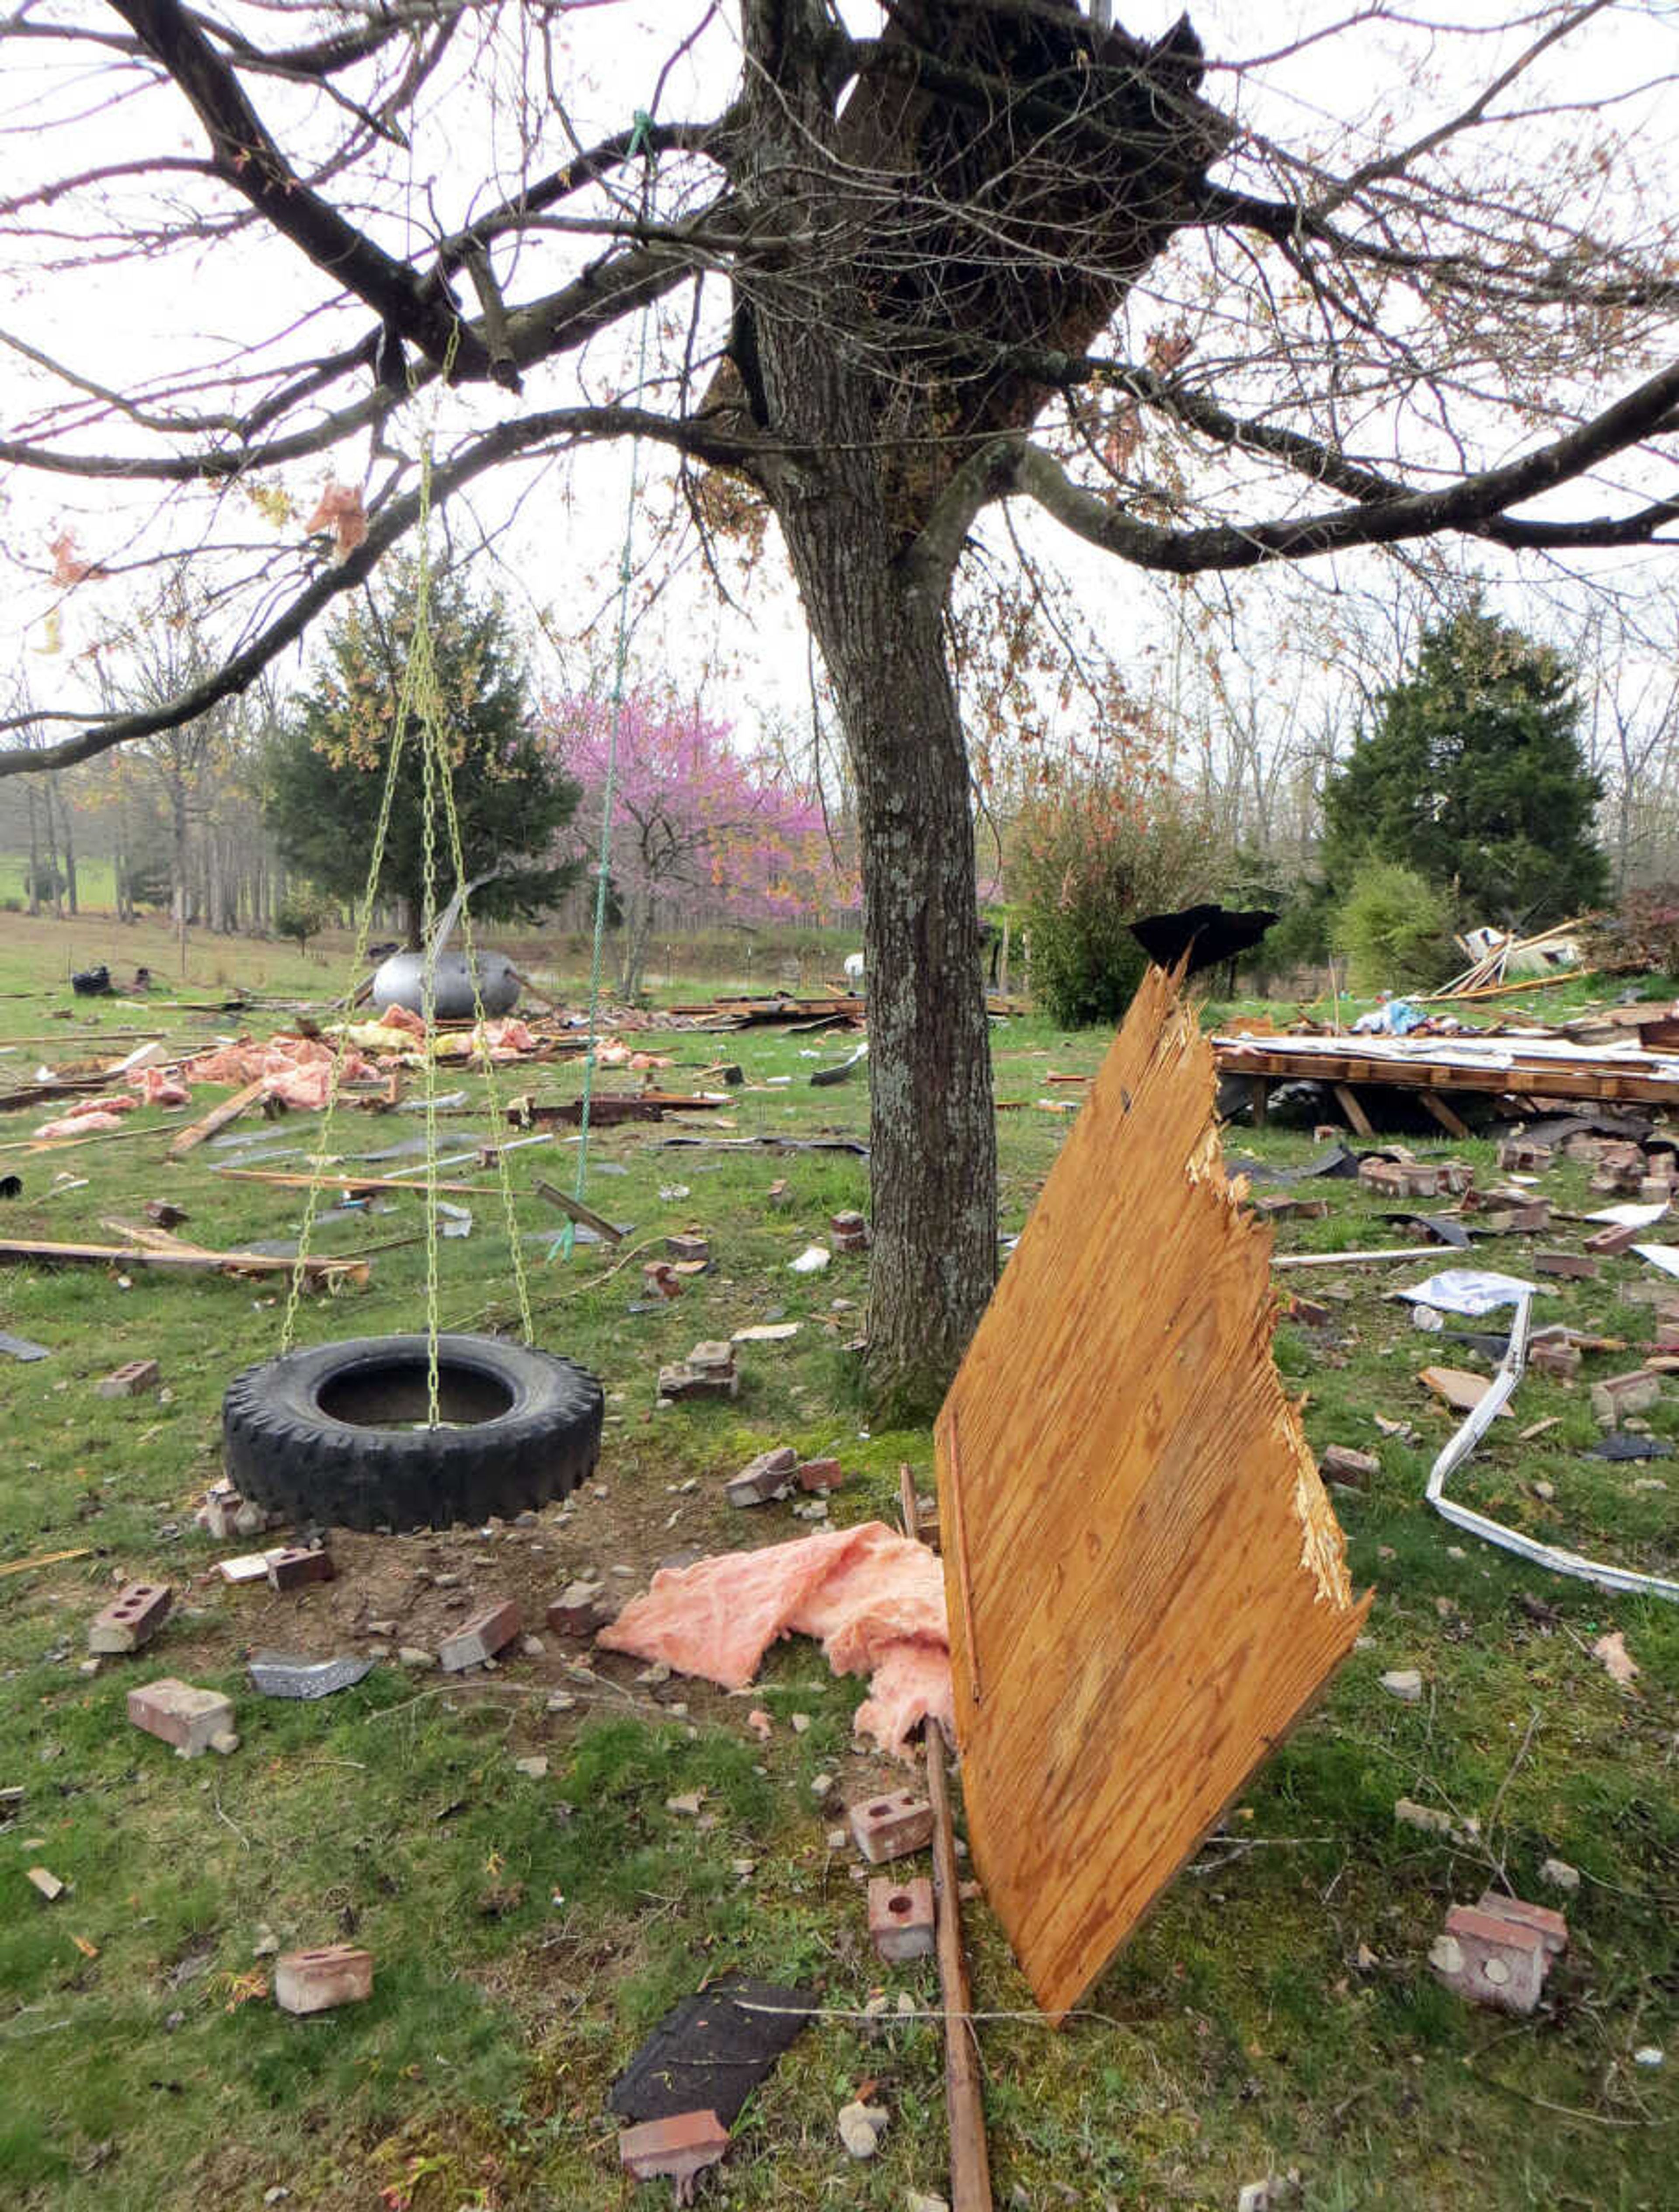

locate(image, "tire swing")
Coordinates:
222 410 603 1532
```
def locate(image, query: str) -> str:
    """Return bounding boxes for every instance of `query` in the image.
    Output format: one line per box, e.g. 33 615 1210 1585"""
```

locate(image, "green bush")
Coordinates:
1331 860 1456 993
1013 771 1225 1028
274 892 330 952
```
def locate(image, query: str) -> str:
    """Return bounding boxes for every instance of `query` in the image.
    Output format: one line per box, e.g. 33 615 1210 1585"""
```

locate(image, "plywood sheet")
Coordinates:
935 965 1372 2021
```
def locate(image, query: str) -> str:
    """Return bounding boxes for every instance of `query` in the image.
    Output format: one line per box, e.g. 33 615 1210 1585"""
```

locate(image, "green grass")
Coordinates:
0 932 1674 2210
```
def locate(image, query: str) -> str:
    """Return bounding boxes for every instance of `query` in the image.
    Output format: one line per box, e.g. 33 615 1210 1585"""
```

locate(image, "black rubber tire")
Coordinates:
222 1333 604 1532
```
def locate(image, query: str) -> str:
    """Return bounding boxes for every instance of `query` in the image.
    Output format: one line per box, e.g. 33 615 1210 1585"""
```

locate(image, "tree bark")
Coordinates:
25 781 40 916
55 777 77 914
766 376 998 1416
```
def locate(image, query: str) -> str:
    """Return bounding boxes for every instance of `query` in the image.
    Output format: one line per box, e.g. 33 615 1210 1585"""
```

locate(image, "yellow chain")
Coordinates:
430 720 537 1343
279 659 414 1354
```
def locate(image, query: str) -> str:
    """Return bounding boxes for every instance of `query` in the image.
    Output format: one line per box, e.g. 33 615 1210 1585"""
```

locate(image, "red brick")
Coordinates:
1430 1903 1549 2015
96 1358 160 1399
89 1581 172 1655
265 1547 335 1591
830 1210 871 1252
545 1580 610 1635
1585 1221 1641 1257
849 1789 934 1864
1477 1891 1568 1956
1528 1340 1581 1381
438 1598 521 1671
1536 1251 1596 1280
726 1446 797 1507
275 1944 373 2015
126 1677 236 1757
868 1874 935 1962
664 1233 710 1264
1591 1368 1661 1423
618 2110 729 2185
1319 1444 1378 1487
642 1262 683 1300
797 1457 845 1493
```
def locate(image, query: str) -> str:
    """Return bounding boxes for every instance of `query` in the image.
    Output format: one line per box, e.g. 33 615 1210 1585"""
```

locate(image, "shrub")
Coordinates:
1330 860 1456 994
1583 885 1679 977
1012 769 1225 1028
275 893 329 952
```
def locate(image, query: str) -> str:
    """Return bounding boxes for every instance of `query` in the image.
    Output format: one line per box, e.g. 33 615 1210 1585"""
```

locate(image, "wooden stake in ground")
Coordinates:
900 1463 993 2212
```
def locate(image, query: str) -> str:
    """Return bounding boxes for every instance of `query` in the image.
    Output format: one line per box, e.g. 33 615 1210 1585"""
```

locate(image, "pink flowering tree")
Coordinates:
547 693 858 999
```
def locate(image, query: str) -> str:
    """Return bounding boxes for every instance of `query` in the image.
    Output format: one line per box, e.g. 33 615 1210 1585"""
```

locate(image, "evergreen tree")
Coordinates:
265 563 581 944
1322 605 1607 925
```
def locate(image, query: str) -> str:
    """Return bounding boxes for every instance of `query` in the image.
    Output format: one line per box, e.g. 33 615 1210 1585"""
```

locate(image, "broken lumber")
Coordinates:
534 1178 625 1246
0 1235 366 1287
167 1077 268 1159
211 1168 491 1198
935 966 1370 2021
901 1465 993 2212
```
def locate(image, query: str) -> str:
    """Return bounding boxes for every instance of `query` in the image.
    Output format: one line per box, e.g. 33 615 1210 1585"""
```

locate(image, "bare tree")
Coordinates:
3 3 1679 1405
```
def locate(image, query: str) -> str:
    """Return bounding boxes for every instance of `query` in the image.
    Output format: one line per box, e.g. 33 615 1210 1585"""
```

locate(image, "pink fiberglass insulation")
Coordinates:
36 1109 127 1137
596 1521 954 1757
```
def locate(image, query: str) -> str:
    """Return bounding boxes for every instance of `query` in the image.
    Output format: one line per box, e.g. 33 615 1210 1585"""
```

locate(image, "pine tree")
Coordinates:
1322 604 1607 925
265 563 581 944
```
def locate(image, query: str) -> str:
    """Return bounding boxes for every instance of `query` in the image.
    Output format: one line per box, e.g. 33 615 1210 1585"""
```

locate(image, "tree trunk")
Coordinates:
777 487 998 1417
620 888 654 1001
55 778 77 914
25 781 40 916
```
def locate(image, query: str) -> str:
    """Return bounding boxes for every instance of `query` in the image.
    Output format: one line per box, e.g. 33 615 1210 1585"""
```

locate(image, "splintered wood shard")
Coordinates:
934 963 1372 2022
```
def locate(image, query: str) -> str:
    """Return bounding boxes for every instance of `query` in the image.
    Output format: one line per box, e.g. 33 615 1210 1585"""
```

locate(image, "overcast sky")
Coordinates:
3 1 1677 766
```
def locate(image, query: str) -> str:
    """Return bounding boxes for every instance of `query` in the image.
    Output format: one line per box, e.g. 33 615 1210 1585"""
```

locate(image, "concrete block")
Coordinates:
265 1547 335 1591
618 2110 729 2188
868 1874 935 1962
1591 1369 1661 1425
275 1944 373 2015
664 1233 710 1264
850 1789 934 1864
89 1581 172 1654
438 1599 521 1671
126 1678 236 1758
687 1341 735 1375
1430 1902 1549 2014
96 1358 160 1398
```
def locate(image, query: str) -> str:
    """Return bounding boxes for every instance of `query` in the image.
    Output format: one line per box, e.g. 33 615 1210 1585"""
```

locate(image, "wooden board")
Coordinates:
934 966 1371 2022
1214 1036 1679 1108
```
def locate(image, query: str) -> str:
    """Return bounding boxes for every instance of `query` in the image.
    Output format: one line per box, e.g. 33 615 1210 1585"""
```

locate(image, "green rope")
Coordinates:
561 108 658 1259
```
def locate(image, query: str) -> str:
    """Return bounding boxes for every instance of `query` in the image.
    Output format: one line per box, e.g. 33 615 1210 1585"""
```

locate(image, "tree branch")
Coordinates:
106 0 493 379
986 350 1679 572
0 402 777 777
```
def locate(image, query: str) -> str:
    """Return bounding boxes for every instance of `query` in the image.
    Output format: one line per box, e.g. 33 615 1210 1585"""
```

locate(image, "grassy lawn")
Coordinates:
0 913 1674 2211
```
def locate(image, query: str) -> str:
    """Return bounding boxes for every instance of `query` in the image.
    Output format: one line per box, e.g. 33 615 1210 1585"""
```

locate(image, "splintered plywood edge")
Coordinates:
935 964 1372 2023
